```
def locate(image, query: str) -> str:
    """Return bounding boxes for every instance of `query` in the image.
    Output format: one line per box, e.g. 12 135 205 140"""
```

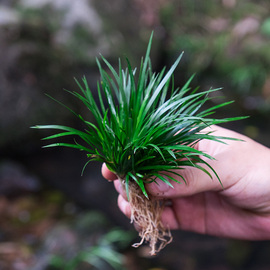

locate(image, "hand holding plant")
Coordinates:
33 33 246 255
104 125 270 240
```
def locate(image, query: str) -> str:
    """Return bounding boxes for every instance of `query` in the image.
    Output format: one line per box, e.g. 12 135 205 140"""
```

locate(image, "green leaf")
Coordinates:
151 173 174 188
128 172 149 199
32 32 247 198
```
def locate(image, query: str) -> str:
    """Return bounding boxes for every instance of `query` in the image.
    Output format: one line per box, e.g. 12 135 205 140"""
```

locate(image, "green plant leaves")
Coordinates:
33 33 247 198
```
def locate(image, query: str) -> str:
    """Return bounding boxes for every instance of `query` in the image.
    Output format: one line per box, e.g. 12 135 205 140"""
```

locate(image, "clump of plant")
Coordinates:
33 33 245 255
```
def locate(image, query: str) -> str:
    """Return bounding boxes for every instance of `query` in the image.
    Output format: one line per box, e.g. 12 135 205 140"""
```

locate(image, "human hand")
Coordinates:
102 125 270 240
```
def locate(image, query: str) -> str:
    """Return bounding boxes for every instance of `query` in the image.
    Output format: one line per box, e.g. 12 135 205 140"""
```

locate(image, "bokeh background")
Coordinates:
1 0 270 269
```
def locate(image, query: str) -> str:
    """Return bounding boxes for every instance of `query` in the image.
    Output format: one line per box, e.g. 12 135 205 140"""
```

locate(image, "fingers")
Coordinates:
117 194 131 218
160 206 179 229
101 163 117 181
102 163 131 218
146 162 224 199
114 179 128 200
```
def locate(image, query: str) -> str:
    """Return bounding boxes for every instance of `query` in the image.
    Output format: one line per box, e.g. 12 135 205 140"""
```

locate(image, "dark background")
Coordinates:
1 0 270 269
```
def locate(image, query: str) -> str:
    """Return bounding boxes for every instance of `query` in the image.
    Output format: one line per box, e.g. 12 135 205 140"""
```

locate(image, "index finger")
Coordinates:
101 163 117 181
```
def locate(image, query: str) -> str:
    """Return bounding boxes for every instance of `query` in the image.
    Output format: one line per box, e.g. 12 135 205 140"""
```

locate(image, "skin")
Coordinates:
102 125 270 240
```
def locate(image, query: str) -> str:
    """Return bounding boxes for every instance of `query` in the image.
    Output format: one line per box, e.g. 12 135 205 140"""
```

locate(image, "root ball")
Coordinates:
122 179 172 255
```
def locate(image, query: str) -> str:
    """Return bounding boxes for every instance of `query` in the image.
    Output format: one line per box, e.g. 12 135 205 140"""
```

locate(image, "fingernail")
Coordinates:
149 178 170 195
156 178 170 192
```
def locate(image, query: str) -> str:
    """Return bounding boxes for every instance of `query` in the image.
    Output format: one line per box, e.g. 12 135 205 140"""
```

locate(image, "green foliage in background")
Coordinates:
49 228 132 270
159 0 270 114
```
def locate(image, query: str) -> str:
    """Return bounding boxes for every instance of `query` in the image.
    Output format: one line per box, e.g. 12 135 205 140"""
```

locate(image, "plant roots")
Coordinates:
121 179 172 255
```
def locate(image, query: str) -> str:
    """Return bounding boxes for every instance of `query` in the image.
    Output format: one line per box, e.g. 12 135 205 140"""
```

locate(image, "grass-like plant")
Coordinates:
32 33 246 255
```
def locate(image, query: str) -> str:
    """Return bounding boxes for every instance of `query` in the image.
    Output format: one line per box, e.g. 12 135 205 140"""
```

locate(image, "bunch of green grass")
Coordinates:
33 33 245 255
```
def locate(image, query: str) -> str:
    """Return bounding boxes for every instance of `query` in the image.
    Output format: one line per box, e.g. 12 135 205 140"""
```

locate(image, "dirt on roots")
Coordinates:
121 179 172 255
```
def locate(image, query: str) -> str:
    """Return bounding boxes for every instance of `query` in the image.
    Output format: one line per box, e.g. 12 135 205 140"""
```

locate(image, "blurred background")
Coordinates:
1 0 270 269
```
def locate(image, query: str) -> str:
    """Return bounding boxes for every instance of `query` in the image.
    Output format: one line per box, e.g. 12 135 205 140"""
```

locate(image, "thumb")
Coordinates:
146 162 224 198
